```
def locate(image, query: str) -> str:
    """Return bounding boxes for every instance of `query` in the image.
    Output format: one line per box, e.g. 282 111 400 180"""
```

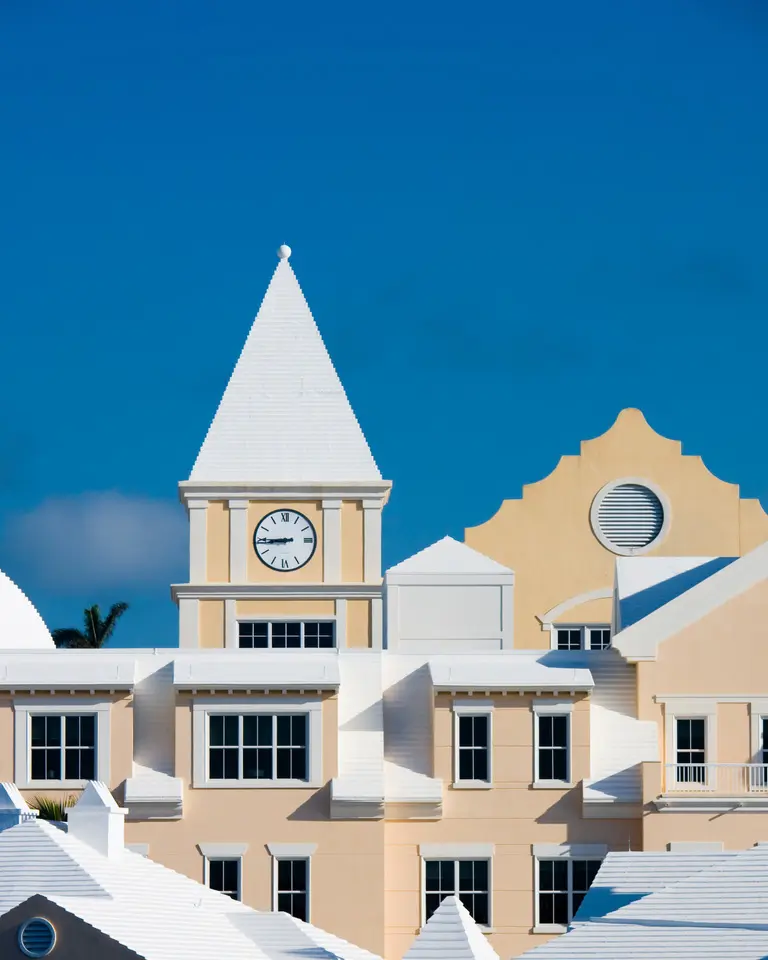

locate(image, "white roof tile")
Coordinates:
404 896 499 960
387 537 511 576
0 568 53 649
518 846 768 960
189 255 381 483
0 814 383 960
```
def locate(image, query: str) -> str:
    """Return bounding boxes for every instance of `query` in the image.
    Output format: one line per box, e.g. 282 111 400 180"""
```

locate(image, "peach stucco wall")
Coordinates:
465 409 768 651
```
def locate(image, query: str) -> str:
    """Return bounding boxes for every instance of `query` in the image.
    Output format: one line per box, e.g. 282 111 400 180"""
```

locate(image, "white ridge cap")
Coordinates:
190 249 381 483
404 895 499 960
387 537 512 576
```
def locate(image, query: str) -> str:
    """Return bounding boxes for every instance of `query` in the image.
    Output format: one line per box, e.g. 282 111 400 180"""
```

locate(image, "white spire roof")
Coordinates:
387 537 512 576
190 247 381 483
403 896 500 960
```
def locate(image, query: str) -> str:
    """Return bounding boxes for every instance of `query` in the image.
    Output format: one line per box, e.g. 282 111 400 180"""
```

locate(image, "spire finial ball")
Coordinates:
277 245 292 260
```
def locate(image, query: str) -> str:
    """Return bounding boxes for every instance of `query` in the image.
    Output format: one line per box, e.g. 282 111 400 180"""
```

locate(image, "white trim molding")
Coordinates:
266 843 317 858
192 698 323 789
532 843 608 858
419 843 495 859
362 500 382 583
229 500 248 583
334 599 347 648
178 597 199 648
172 582 382 601
14 698 111 789
537 588 613 630
322 499 342 583
663 699 717 790
199 842 249 858
224 598 237 649
179 480 392 506
750 699 768 762
452 700 493 789
589 477 671 557
532 700 573 789
188 500 208 582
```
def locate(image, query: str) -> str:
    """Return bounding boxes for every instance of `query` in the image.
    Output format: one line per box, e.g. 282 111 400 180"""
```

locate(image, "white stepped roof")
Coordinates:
190 250 381 483
387 537 512 576
0 569 53 649
0 809 383 960
404 896 499 960
517 845 768 960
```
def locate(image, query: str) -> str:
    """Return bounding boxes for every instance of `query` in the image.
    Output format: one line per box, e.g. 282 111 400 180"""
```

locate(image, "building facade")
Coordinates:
1 246 768 959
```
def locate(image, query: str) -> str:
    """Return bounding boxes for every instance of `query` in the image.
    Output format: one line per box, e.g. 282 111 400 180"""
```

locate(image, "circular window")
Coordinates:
590 479 669 556
18 918 56 958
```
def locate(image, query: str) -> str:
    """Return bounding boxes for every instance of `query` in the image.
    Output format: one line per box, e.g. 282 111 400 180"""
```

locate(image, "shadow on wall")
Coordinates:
619 558 736 629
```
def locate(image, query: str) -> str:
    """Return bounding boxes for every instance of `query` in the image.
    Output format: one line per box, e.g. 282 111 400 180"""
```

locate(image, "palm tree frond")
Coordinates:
31 794 78 821
52 628 88 649
99 602 130 646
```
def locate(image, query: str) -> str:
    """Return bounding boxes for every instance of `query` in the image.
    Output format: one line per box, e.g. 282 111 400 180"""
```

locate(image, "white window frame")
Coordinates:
192 698 322 789
532 701 573 788
236 619 337 650
452 700 493 789
661 699 716 790
550 624 611 651
749 700 768 764
13 699 111 789
199 843 248 901
419 843 494 931
268 843 317 921
532 843 607 934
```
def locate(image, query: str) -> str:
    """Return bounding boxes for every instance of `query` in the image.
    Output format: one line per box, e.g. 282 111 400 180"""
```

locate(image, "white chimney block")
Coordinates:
67 782 127 858
0 782 37 831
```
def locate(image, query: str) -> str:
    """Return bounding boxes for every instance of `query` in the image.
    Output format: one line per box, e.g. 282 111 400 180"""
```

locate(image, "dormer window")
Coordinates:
238 621 335 649
554 625 611 651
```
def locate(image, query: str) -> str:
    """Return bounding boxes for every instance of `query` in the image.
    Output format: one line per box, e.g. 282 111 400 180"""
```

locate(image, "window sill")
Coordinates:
20 779 90 791
452 781 493 790
419 926 495 935
194 779 319 790
533 924 567 935
532 781 573 790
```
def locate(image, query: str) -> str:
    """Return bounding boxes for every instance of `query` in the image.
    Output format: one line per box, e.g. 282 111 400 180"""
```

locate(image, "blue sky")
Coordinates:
1 1 767 647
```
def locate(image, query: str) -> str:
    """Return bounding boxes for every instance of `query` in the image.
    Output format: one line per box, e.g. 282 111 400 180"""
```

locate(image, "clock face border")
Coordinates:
252 508 318 572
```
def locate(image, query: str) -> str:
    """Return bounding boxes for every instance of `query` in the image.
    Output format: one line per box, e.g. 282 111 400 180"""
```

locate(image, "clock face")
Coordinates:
253 509 317 572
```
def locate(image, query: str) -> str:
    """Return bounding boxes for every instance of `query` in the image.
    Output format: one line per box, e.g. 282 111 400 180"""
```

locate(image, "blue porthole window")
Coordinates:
18 918 56 958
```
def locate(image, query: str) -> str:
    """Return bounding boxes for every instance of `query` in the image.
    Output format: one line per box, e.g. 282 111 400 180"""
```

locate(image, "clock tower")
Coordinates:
173 245 391 649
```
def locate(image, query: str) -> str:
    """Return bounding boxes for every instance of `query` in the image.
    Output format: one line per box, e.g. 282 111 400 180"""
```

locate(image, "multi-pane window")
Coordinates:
457 715 490 782
30 715 96 781
537 858 601 927
676 717 706 783
555 626 611 651
238 621 335 649
275 858 309 921
208 714 308 781
424 859 489 926
207 859 240 900
536 714 569 782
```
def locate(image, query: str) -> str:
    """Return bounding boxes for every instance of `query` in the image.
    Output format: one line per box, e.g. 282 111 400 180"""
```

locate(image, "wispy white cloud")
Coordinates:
3 492 187 592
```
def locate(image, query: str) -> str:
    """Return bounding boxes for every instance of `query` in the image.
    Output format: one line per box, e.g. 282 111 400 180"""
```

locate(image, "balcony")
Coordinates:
654 764 768 812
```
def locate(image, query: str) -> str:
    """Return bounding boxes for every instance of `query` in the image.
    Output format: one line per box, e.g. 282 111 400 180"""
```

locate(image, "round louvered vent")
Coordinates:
18 918 56 958
590 480 669 556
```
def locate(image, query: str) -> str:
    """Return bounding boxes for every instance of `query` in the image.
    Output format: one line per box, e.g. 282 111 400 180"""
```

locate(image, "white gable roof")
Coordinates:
0 569 53 649
189 250 381 483
518 845 768 960
613 539 768 661
387 537 511 576
403 896 499 960
0 815 383 960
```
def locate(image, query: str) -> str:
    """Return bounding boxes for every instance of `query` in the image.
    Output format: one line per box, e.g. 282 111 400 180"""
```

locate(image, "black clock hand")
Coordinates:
256 537 295 544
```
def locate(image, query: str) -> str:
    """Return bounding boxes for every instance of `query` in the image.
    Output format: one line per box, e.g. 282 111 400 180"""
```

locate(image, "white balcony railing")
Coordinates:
663 763 768 794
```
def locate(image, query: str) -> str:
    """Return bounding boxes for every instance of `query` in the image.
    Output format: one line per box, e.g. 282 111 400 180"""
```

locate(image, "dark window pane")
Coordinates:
291 715 307 747
277 858 292 889
552 750 568 782
209 716 224 747
552 716 568 748
243 747 272 779
223 716 239 746
473 750 488 782
539 717 553 747
689 719 705 750
458 716 473 748
46 716 61 747
464 892 488 926
425 860 441 890
258 715 273 745
209 749 224 779
572 891 586 916
80 748 95 780
553 860 568 889
291 859 307 889
209 860 223 889
539 860 553 889
223 860 239 890
458 751 474 781
539 751 553 780
224 748 239 779
425 893 442 920
65 749 80 780
553 892 569 925
65 716 81 746
31 716 47 747
31 751 48 780
80 716 95 748
572 860 587 890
